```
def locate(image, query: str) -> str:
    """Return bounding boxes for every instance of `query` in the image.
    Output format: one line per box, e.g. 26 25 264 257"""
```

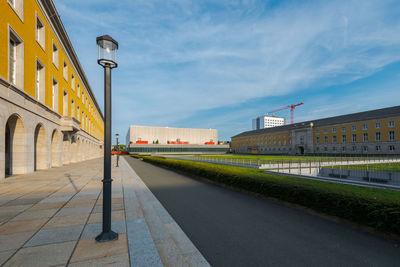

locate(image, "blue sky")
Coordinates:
53 0 400 143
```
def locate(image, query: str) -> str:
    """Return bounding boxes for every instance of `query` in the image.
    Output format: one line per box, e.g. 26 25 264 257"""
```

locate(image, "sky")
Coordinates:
53 0 400 143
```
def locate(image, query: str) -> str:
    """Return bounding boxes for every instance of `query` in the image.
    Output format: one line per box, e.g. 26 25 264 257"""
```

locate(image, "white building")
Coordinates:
252 115 285 130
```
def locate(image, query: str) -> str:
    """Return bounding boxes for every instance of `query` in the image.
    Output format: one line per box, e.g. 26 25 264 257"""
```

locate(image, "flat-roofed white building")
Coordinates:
126 125 218 145
252 115 285 130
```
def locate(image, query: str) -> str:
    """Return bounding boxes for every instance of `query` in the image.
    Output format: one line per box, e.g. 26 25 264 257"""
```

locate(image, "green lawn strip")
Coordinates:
325 162 400 173
132 155 400 235
179 154 375 163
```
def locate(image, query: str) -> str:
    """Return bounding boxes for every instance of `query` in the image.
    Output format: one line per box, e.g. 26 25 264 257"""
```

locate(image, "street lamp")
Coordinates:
116 133 119 167
95 35 119 243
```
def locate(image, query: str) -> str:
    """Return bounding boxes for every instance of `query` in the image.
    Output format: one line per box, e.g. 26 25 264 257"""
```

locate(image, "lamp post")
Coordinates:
116 133 119 167
95 35 119 242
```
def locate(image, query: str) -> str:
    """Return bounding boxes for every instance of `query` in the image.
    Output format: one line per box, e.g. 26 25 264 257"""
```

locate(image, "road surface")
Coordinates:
125 157 400 267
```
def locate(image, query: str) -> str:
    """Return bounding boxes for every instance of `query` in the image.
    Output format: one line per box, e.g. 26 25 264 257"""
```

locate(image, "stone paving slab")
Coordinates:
0 156 209 266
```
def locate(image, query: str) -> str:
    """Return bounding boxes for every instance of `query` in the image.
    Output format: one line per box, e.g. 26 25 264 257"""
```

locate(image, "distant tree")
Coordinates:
156 139 159 144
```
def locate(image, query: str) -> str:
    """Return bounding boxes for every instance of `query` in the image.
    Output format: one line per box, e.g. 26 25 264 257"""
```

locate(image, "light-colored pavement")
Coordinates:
0 156 208 266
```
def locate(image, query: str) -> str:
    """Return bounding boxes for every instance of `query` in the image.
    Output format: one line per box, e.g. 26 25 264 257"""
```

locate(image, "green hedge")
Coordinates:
137 155 400 235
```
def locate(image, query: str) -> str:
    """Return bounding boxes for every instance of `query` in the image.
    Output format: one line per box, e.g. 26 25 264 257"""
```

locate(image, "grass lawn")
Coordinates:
327 162 400 173
178 154 374 163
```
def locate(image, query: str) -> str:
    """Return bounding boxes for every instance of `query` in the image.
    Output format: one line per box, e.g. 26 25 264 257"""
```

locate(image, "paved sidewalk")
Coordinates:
0 156 208 266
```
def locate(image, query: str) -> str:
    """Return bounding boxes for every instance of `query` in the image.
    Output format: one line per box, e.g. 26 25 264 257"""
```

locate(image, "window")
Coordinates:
36 14 45 49
332 147 336 151
52 42 58 67
341 127 346 132
8 0 23 20
376 145 381 151
363 146 368 152
82 111 84 127
363 133 368 142
332 136 337 143
324 147 328 152
316 137 320 144
352 125 356 131
77 84 80 98
324 136 328 144
342 135 346 143
375 132 381 141
389 131 395 141
388 121 395 128
375 123 380 129
323 129 328 134
316 130 320 134
332 128 336 133
342 147 346 152
52 78 58 111
9 28 23 87
63 60 68 80
71 74 75 91
352 146 357 151
63 90 68 116
352 134 357 142
363 124 368 130
71 99 75 118
389 145 395 151
36 59 45 103
77 106 80 121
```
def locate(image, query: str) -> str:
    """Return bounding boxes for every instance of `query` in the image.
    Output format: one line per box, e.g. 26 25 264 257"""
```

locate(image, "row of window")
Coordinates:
7 3 101 135
315 145 396 152
316 131 395 144
316 122 395 134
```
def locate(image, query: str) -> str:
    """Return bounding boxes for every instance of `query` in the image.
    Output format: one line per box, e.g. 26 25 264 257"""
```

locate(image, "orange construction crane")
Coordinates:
267 102 304 124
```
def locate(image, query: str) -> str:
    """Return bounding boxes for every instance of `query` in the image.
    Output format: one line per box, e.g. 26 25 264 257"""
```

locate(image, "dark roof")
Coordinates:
232 105 400 138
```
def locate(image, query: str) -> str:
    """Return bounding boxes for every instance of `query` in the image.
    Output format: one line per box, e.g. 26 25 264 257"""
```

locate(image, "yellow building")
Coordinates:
231 106 400 155
0 0 104 179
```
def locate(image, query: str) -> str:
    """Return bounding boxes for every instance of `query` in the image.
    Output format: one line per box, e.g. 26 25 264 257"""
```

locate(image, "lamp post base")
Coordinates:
95 231 119 242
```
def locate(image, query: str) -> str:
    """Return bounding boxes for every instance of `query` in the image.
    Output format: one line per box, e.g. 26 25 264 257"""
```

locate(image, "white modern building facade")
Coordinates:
252 115 285 130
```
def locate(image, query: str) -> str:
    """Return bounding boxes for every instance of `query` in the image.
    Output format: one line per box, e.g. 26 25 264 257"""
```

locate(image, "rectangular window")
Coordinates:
9 28 23 87
71 74 75 91
341 127 346 132
52 78 58 111
388 121 395 127
375 132 381 141
352 125 357 131
324 136 328 144
352 134 357 142
52 42 58 68
332 136 337 143
324 147 328 152
363 124 368 130
376 145 381 151
375 123 380 129
389 131 395 141
363 133 368 142
316 137 320 144
63 60 68 80
77 84 80 98
36 59 45 103
342 135 346 143
323 129 328 134
8 0 23 20
363 146 368 152
316 130 320 134
36 14 45 49
332 128 336 133
332 147 336 151
352 146 357 151
342 146 346 152
71 99 75 118
389 145 395 151
63 90 68 116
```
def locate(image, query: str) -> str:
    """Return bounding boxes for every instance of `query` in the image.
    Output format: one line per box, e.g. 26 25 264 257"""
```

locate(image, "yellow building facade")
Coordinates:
0 0 104 179
231 106 400 155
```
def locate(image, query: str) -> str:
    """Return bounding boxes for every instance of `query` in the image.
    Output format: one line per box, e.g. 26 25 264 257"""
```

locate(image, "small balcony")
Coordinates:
60 116 80 133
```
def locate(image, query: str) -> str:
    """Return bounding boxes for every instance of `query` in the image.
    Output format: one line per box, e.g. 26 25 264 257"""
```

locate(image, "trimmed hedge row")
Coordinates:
136 155 400 235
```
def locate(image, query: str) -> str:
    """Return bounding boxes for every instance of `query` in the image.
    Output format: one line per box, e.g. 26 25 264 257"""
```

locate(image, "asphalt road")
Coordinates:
125 157 400 267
